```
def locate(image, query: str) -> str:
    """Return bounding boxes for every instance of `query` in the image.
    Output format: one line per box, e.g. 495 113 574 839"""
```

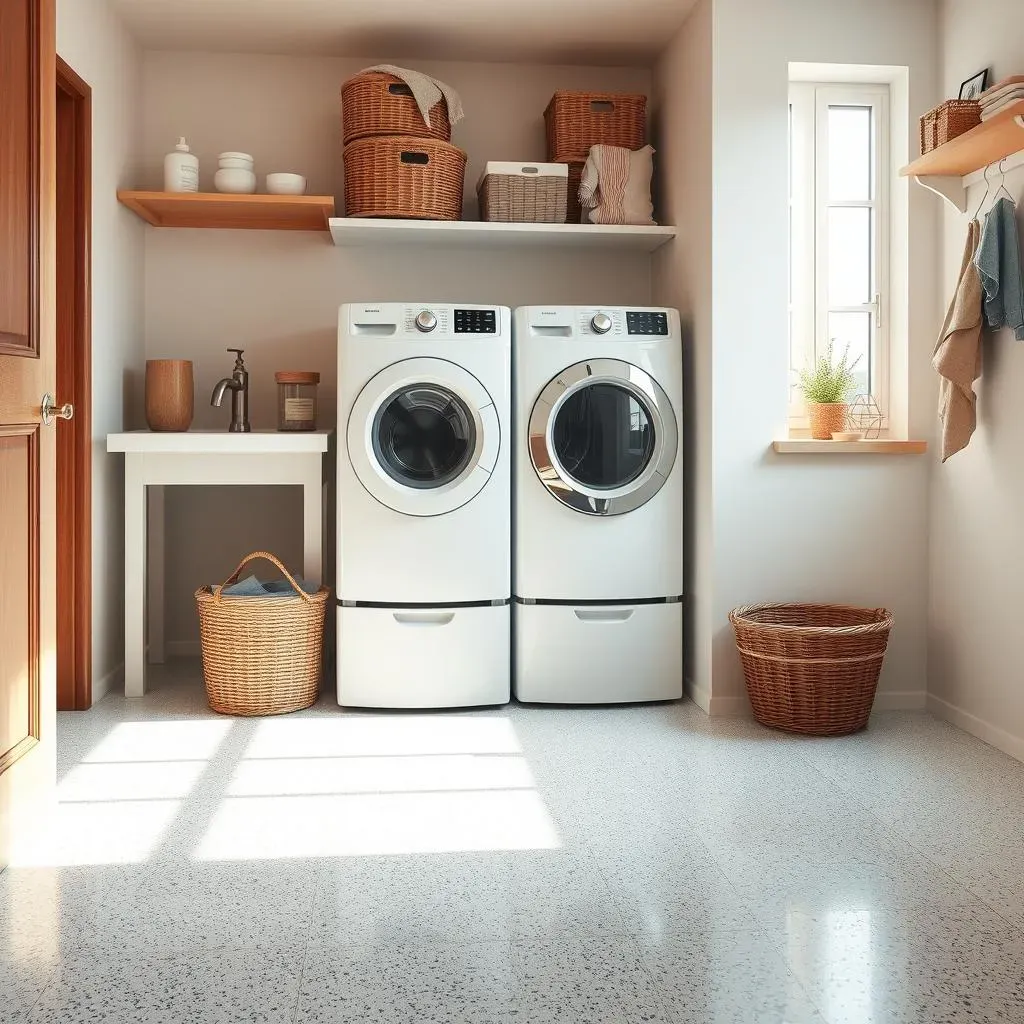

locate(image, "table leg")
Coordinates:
302 464 322 587
124 460 147 697
147 485 165 664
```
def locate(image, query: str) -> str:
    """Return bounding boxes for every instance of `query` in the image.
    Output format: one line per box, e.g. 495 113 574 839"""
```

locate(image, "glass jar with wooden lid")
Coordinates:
275 371 320 431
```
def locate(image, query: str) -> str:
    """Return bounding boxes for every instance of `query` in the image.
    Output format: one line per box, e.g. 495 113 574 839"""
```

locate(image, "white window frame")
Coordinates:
789 82 890 424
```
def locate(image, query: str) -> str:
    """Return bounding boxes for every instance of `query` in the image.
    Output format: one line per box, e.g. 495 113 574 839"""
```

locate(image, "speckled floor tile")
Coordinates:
24 947 302 1024
311 849 629 944
298 940 517 1023
512 935 670 1023
778 907 1024 1024
15 661 1023 1024
637 929 826 1024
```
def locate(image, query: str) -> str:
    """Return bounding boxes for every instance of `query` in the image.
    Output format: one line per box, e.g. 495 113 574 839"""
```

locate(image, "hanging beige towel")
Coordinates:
932 219 984 462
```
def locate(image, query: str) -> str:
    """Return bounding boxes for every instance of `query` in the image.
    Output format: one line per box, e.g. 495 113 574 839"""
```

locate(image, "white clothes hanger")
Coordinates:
994 156 1017 206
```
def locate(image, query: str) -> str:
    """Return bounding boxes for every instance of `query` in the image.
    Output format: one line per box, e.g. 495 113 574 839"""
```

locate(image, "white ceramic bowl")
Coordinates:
218 152 254 169
214 168 257 194
266 173 307 195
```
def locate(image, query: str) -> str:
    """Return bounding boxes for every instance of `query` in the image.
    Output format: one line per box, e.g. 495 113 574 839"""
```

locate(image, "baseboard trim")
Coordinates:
685 678 711 714
166 641 201 657
873 690 927 711
92 661 122 704
927 693 1024 763
706 693 750 717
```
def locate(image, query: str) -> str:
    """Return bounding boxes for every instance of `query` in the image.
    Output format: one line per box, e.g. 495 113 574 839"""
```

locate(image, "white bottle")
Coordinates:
164 137 199 193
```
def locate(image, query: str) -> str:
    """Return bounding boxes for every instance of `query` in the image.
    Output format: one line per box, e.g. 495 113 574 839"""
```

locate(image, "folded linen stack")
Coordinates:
979 75 1024 121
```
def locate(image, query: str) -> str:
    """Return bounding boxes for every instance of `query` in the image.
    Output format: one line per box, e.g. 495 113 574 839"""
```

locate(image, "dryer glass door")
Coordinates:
552 383 655 489
373 384 477 490
530 359 677 516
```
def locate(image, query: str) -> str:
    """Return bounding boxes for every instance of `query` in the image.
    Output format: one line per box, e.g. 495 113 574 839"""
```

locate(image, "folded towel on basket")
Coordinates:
578 144 656 225
221 574 316 598
361 64 465 132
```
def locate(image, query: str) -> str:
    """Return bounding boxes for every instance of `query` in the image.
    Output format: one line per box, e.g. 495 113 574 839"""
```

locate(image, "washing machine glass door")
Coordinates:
349 357 500 517
530 359 677 516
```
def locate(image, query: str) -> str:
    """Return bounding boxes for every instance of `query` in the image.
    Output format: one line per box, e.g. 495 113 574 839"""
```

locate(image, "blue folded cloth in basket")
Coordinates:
220 574 315 598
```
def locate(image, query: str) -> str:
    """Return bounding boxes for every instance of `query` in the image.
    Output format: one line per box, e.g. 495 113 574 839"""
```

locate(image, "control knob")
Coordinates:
591 313 613 334
414 310 438 333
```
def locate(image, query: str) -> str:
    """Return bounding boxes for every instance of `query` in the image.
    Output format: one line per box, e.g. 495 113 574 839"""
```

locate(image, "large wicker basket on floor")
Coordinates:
729 603 893 736
195 551 328 716
343 135 467 219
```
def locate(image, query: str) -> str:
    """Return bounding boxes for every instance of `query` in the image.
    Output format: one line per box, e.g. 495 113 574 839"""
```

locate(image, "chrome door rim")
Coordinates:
528 358 677 516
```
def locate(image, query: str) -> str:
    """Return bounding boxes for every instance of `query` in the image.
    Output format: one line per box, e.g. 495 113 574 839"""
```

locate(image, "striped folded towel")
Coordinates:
979 74 1024 114
981 89 1024 120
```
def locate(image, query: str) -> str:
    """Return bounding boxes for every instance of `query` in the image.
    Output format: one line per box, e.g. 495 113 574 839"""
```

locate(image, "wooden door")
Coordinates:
0 0 57 868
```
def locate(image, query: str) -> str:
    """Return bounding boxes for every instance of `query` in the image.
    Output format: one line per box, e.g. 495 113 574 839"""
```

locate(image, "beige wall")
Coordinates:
661 0 940 712
138 53 656 645
931 0 1024 759
652 0 714 709
57 0 145 701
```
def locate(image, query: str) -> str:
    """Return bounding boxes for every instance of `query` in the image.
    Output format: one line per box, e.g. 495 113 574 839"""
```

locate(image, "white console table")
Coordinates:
107 431 331 696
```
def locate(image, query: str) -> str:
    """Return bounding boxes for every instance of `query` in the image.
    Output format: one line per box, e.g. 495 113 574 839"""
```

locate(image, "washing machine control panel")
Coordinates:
626 310 669 336
454 308 497 334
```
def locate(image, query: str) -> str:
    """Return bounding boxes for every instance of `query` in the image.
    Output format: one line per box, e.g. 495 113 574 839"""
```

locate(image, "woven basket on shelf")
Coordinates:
919 99 981 154
545 91 647 163
343 135 467 220
729 603 893 736
477 162 568 223
341 71 452 146
195 551 328 717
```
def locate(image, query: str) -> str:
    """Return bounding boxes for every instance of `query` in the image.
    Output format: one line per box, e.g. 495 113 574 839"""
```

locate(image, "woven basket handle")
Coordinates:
213 550 315 605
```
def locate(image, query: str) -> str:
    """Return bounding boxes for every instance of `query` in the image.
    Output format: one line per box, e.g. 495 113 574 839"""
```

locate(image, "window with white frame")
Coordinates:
789 82 890 419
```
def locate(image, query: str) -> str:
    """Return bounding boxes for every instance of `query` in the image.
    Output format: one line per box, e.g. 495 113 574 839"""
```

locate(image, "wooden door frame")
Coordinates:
55 55 91 711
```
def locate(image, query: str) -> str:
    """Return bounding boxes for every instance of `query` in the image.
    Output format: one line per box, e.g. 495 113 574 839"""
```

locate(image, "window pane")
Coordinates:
828 105 872 201
828 207 872 305
827 311 871 397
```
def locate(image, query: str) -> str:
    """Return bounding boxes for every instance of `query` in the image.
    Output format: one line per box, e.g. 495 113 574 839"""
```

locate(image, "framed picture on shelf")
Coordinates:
959 68 989 101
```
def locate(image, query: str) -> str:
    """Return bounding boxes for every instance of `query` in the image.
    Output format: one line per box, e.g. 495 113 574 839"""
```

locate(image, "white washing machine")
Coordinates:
513 305 683 704
337 302 511 708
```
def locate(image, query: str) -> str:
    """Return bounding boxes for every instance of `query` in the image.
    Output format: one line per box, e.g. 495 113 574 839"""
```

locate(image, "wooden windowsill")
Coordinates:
773 437 928 455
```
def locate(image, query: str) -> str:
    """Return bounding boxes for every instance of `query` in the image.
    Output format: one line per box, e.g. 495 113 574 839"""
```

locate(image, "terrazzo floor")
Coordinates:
3 660 1024 1023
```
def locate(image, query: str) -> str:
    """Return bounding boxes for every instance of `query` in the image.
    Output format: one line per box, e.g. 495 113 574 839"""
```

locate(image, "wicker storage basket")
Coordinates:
343 136 466 220
477 161 568 223
729 603 893 736
195 551 328 716
919 99 981 154
545 91 647 163
565 161 584 223
341 71 452 146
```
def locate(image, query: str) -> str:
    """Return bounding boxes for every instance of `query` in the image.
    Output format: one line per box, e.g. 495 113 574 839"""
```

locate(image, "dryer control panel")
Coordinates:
347 304 507 340
626 310 669 336
570 308 675 338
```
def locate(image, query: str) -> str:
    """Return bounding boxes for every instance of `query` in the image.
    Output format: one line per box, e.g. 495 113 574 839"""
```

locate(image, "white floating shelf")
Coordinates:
329 218 677 251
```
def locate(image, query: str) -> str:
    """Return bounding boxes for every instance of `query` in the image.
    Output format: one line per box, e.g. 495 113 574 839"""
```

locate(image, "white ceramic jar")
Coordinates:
215 152 256 194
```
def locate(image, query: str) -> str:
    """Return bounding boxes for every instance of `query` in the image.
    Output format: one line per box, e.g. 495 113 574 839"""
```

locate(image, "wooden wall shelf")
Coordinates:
900 101 1024 212
117 191 335 231
773 438 928 455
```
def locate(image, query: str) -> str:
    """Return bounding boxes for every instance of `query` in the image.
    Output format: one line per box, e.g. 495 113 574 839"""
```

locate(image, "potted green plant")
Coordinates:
798 345 861 440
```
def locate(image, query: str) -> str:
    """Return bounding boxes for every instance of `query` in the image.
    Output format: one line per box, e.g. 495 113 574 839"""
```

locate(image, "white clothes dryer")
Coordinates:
513 306 683 704
337 302 511 709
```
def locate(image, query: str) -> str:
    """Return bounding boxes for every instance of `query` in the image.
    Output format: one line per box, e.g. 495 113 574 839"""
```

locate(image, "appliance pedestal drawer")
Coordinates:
514 601 682 704
338 604 510 709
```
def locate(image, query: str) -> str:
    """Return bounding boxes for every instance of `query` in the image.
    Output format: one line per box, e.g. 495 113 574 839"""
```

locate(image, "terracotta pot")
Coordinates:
146 359 194 432
807 402 848 440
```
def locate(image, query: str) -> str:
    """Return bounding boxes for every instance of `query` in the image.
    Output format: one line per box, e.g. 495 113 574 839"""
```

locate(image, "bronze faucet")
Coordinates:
210 348 251 432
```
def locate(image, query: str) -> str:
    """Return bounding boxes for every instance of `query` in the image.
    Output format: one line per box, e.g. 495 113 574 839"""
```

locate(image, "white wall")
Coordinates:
56 0 145 702
138 53 655 645
652 0 714 709
931 0 1024 759
659 0 939 712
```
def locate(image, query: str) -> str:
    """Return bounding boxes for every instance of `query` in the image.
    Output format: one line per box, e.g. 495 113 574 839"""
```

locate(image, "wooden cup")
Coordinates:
145 359 194 432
